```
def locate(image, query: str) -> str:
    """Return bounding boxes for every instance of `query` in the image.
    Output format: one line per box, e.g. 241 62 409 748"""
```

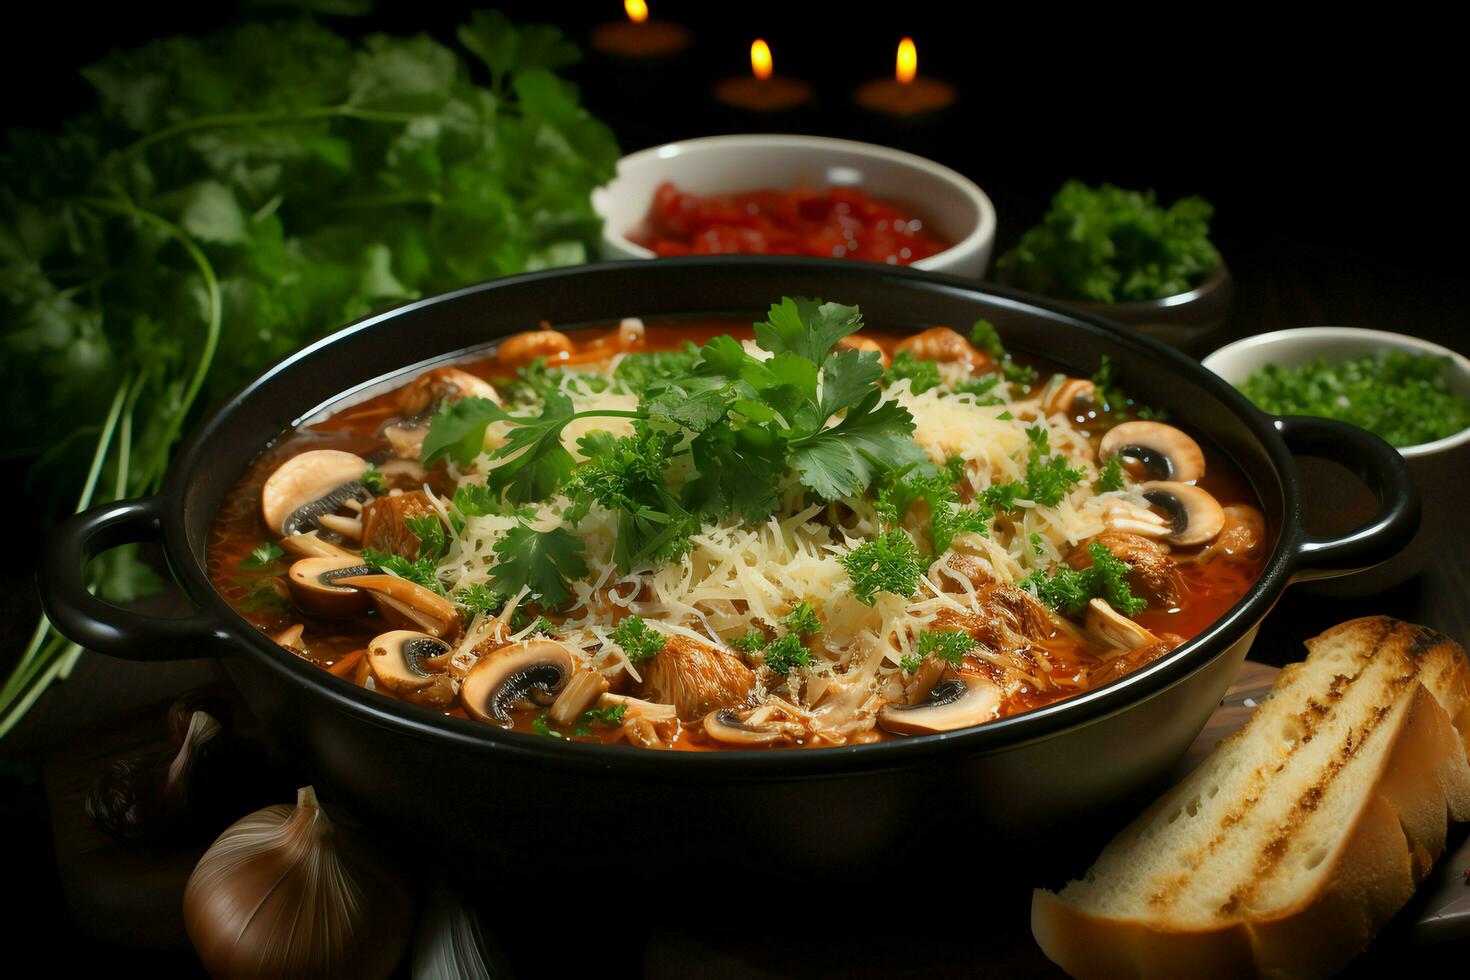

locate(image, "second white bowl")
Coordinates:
591 135 996 278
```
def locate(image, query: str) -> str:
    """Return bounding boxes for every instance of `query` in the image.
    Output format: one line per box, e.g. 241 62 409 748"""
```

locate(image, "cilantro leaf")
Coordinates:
789 392 923 500
422 396 513 467
240 541 285 570
754 297 863 363
840 530 924 605
360 548 444 595
884 349 942 394
487 525 587 610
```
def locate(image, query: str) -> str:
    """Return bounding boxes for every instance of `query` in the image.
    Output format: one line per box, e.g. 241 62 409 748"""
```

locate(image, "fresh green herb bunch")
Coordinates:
1237 351 1470 448
1023 541 1147 617
0 9 617 737
998 181 1220 303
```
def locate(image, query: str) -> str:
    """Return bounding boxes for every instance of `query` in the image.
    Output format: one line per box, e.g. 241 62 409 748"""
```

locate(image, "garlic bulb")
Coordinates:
184 786 413 979
412 879 508 980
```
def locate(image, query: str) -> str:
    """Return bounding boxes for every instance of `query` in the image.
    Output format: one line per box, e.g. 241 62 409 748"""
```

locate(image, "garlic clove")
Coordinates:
411 879 511 980
185 786 414 980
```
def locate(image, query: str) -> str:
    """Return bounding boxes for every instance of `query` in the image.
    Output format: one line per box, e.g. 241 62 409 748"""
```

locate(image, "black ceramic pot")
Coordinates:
37 257 1417 883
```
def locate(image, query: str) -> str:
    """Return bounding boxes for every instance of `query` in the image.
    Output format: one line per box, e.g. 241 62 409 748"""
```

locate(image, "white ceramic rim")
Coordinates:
1203 326 1470 457
593 134 996 273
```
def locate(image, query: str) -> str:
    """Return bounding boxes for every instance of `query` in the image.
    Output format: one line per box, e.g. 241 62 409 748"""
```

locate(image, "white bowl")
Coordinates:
591 135 996 278
1204 327 1470 594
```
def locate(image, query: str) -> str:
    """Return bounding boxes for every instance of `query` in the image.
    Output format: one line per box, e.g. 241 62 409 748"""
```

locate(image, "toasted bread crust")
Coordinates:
1032 618 1470 980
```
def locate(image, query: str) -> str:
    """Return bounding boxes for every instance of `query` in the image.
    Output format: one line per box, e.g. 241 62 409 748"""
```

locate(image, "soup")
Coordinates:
209 299 1267 750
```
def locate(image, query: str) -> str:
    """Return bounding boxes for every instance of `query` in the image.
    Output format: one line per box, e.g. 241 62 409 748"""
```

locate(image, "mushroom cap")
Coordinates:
261 450 372 536
460 639 575 726
877 672 1002 736
334 572 460 638
1044 377 1097 418
286 556 375 618
1099 422 1205 484
1141 480 1226 547
1084 598 1160 653
395 366 498 419
366 630 453 694
703 707 782 746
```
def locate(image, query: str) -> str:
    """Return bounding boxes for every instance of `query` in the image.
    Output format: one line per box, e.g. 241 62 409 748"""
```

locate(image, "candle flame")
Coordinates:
751 39 773 80
625 0 649 23
896 37 917 85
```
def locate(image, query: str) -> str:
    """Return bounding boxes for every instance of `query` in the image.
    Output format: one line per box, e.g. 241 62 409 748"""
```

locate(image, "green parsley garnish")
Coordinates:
1023 540 1146 616
970 320 1006 359
360 466 387 494
1237 351 1470 448
885 349 942 394
762 634 812 675
454 582 505 616
239 541 285 570
915 628 977 666
360 548 444 595
485 525 587 611
531 713 564 739
998 181 1220 302
404 514 448 561
609 615 666 663
1096 456 1125 492
876 462 992 552
782 601 821 637
841 529 925 605
575 704 627 736
734 629 769 653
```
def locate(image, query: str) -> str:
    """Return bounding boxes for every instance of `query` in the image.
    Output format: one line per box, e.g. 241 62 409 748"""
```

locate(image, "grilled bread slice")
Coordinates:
1031 617 1470 980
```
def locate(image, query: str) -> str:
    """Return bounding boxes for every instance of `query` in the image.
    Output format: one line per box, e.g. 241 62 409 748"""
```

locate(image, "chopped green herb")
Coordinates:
733 630 769 653
1003 361 1039 390
841 529 925 605
982 481 1025 512
360 467 387 494
970 320 1006 359
360 548 444 595
900 654 923 674
782 601 821 637
1025 454 1086 507
576 704 627 737
1237 351 1470 448
1096 456 1125 492
996 411 1015 421
998 181 1220 302
1030 532 1047 557
240 541 285 570
1023 540 1146 616
762 634 812 675
886 349 942 394
531 713 564 739
404 514 448 561
486 525 587 611
916 628 977 666
609 615 666 663
455 582 505 616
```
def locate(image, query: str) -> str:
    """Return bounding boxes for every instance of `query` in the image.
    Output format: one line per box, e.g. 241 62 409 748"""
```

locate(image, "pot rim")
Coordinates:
150 258 1335 776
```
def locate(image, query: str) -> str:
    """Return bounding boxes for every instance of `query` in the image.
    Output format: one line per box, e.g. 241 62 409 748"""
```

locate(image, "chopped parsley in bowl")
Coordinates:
1237 351 1470 449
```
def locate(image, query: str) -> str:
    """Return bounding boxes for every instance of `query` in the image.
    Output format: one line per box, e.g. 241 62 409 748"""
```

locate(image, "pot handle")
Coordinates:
1276 415 1421 582
37 496 230 661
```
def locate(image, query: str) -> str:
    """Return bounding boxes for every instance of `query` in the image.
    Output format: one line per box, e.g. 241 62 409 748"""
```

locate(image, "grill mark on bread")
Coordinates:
1143 617 1398 911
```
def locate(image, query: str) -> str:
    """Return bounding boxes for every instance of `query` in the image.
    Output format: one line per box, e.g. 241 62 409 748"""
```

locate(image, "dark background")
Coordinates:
3 1 1466 972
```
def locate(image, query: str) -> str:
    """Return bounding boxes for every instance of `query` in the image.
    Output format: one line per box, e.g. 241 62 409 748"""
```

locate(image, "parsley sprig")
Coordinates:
1023 541 1147 616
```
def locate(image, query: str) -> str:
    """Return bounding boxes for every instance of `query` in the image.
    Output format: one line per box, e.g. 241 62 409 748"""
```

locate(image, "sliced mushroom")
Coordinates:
1191 503 1266 563
460 639 575 726
1101 497 1174 537
1098 421 1205 484
1084 598 1160 654
1141 480 1226 547
596 692 679 725
279 531 358 560
549 671 611 726
333 570 460 638
366 630 456 708
640 635 755 720
704 707 783 746
1043 377 1096 417
268 624 307 656
396 367 498 419
286 556 376 618
261 450 373 537
877 672 1002 735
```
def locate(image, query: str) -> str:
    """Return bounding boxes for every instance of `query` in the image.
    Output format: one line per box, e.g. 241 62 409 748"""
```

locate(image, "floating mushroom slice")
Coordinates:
261 450 373 537
1101 498 1174 537
334 571 460 638
286 556 376 618
280 531 358 560
703 707 783 746
1084 599 1160 654
460 639 575 726
549 671 611 726
269 624 307 656
395 367 499 419
1141 480 1226 547
1099 421 1206 484
877 672 1002 736
1043 377 1096 417
366 630 456 708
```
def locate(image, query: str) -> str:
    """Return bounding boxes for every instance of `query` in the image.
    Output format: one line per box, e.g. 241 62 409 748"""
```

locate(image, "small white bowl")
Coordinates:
591 134 996 278
1204 327 1470 594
